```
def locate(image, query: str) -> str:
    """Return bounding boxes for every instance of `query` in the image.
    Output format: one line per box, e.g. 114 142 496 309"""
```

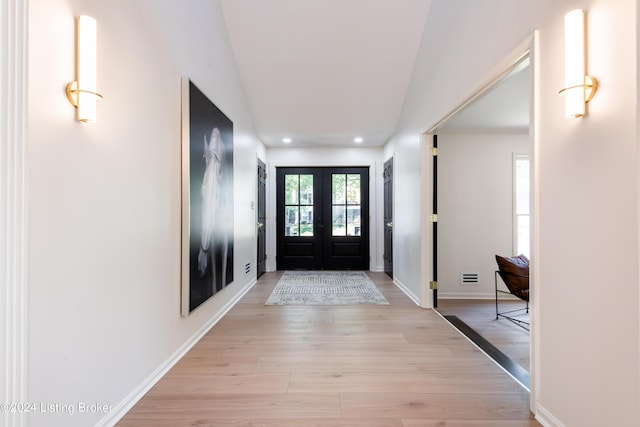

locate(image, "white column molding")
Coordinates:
1 0 28 426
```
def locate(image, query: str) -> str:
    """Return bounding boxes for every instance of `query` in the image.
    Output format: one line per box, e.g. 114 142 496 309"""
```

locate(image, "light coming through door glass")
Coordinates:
284 174 314 236
332 174 361 236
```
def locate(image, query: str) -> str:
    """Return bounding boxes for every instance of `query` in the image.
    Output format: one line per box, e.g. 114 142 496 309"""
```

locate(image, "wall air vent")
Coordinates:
460 273 479 285
245 262 251 275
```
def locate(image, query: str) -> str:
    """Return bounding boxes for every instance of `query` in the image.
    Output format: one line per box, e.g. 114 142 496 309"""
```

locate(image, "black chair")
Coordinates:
495 254 530 330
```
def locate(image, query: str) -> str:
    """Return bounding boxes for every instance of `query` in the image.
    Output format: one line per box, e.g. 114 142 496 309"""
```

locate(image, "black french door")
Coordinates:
276 167 323 270
276 167 369 270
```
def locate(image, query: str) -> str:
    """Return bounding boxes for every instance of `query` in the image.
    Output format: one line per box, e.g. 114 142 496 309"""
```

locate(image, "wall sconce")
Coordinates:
559 9 597 118
66 15 103 123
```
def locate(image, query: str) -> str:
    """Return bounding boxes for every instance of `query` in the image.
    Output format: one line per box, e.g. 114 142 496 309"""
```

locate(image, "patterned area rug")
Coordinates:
265 271 389 306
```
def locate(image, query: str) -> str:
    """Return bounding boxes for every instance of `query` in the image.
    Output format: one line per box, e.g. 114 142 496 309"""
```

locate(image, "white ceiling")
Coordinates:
220 0 432 147
438 62 530 132
219 0 529 148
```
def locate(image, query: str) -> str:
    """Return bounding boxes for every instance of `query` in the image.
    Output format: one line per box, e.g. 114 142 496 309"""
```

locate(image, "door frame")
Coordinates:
420 34 539 412
256 157 267 278
275 166 370 270
266 159 380 273
1 2 28 424
383 157 394 278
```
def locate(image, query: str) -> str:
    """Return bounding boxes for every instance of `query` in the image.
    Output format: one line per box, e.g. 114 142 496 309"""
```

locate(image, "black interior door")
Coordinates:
257 159 267 278
276 167 369 270
383 158 393 278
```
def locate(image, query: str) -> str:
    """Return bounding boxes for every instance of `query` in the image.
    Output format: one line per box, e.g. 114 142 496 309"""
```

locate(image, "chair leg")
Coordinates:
495 270 530 330
495 271 499 320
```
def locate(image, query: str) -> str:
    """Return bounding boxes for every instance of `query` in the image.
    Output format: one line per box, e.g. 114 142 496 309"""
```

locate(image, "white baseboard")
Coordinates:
393 278 420 306
98 278 257 427
535 404 565 427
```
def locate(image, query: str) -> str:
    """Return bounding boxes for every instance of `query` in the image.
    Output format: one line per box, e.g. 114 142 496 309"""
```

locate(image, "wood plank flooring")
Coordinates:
117 272 540 427
436 299 530 372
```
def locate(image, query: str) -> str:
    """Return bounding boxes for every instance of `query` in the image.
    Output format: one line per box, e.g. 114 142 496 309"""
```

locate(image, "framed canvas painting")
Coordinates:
181 78 234 315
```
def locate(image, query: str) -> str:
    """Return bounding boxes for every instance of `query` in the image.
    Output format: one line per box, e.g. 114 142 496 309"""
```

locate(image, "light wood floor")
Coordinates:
436 299 530 372
117 271 540 426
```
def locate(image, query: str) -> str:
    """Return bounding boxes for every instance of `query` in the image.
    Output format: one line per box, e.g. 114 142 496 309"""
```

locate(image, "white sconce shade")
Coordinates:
77 15 97 122
66 15 102 122
560 9 597 118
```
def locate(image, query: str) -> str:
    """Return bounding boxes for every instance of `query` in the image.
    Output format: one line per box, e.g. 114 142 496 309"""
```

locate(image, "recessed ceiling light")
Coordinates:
354 137 363 143
283 137 292 143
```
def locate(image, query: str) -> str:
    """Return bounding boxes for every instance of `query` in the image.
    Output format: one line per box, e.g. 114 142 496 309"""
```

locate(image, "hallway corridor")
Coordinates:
118 272 538 426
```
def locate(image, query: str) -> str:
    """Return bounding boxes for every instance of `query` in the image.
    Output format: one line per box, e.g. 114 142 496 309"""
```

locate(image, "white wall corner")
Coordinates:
393 277 421 306
1 1 29 426
535 404 567 427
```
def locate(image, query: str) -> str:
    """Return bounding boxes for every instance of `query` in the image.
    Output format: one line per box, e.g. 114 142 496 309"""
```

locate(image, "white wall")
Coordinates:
438 132 529 298
22 0 640 426
382 133 423 303
27 1 264 426
535 1 638 425
266 146 384 272
387 0 639 426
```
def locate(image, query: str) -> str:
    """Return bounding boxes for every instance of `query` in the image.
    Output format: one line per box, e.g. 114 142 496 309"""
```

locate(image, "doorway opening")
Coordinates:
426 51 534 390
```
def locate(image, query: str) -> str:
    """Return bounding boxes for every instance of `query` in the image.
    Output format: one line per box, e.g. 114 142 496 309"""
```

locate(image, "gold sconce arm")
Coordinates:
558 75 598 103
65 81 104 108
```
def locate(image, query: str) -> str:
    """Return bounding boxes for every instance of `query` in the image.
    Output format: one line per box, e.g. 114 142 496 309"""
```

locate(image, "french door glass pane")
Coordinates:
284 174 314 237
285 206 299 236
347 174 361 204
332 173 361 236
300 206 314 236
332 205 346 236
285 175 298 205
300 175 314 204
332 174 346 204
347 206 361 236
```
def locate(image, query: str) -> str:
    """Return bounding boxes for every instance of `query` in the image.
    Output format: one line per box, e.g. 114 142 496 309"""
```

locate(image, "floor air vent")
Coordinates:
461 273 479 284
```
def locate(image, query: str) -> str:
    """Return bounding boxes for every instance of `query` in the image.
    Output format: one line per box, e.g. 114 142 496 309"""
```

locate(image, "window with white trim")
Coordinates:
514 154 530 257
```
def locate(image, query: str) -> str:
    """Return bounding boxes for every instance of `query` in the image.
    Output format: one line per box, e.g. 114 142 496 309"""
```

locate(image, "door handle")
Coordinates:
257 222 264 228
386 222 393 228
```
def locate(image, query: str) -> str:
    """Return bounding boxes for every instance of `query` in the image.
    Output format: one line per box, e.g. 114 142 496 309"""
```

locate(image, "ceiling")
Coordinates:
220 0 529 148
438 61 530 132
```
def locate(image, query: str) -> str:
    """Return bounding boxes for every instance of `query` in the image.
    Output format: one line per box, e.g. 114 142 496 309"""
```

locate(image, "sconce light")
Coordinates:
66 15 103 123
559 9 597 118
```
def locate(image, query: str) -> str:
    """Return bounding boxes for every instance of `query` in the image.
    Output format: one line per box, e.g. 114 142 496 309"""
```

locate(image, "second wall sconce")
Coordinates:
559 9 597 118
66 15 103 123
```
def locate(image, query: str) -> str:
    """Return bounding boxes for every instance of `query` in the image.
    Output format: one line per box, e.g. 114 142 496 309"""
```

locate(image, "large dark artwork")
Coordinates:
181 78 234 315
